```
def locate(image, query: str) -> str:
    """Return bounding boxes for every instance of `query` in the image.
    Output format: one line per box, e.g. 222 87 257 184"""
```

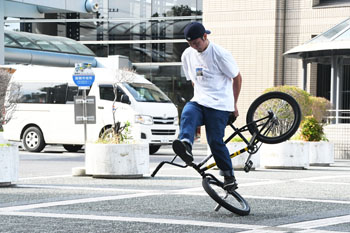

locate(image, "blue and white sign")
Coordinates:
73 74 95 87
73 63 95 87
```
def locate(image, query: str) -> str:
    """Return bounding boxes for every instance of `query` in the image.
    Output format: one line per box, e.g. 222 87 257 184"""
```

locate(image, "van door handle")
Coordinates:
98 106 104 109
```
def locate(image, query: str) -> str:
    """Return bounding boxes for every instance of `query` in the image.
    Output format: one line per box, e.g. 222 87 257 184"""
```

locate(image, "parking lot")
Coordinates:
0 145 350 233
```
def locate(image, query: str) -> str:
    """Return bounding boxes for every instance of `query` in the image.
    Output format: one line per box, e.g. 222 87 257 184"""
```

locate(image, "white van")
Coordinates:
2 65 179 154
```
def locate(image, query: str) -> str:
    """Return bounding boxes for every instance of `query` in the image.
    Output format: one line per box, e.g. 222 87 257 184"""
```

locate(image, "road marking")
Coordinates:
0 211 266 230
291 174 350 181
16 184 164 193
0 193 160 212
280 214 350 229
13 184 350 205
244 195 350 205
19 175 72 180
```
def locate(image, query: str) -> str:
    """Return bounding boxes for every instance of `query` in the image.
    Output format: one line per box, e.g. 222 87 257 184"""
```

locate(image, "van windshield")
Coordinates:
123 83 171 103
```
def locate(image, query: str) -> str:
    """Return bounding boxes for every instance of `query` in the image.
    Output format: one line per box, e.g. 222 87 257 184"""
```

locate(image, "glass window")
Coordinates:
64 40 96 55
33 40 60 52
4 34 21 48
8 33 41 49
16 82 69 104
67 86 79 102
99 85 126 102
108 0 152 18
309 19 350 43
151 0 202 17
123 83 171 102
51 40 78 53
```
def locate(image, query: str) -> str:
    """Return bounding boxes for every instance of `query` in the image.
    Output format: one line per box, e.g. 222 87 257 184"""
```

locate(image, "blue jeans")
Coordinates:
178 101 234 177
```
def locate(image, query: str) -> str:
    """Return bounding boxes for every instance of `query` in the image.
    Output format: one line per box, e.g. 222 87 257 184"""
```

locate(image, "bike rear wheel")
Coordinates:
246 91 301 144
202 176 250 216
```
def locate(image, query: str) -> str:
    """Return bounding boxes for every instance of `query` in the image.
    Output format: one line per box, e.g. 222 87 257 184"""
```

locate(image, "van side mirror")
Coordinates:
176 94 186 103
121 94 131 104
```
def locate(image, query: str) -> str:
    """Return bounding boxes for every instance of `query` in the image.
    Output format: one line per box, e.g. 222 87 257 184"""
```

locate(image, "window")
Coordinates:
315 0 350 7
15 82 86 104
99 85 126 102
123 83 171 102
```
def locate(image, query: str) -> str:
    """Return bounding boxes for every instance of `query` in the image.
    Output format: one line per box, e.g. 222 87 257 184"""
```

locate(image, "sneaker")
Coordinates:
172 139 193 165
223 176 238 191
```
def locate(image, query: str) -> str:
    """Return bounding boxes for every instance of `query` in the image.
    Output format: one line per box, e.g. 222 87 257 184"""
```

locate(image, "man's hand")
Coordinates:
234 104 239 117
227 112 237 125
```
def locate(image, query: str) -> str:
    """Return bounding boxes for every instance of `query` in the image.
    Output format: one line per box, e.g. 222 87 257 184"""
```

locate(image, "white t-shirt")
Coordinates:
181 41 239 112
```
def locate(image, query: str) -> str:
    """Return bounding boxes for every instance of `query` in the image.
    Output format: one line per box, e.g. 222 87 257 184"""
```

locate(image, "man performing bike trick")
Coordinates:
173 22 242 192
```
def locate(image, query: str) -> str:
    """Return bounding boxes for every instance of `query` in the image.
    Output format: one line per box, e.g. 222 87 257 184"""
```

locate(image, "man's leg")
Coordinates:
173 102 203 164
204 107 237 190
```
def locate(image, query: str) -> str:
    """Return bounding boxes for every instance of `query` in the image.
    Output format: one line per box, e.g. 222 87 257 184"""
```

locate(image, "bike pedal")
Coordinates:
244 160 253 173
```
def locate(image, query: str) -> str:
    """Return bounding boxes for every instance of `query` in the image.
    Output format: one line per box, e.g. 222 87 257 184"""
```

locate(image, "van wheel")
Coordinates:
22 127 46 152
149 145 161 155
63 145 83 152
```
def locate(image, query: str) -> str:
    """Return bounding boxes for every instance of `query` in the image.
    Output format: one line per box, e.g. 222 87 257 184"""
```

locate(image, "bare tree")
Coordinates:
99 68 137 143
0 69 20 130
113 68 137 84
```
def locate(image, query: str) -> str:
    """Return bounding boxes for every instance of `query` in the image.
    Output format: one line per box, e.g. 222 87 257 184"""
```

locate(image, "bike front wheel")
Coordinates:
202 177 250 216
246 91 301 144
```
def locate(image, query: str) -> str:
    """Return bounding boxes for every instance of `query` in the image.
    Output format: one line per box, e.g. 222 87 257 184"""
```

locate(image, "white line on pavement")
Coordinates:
0 192 160 212
19 175 72 180
0 211 266 230
280 214 350 229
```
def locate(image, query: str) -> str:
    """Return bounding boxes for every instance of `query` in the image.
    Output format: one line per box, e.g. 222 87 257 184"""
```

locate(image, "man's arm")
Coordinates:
233 73 242 117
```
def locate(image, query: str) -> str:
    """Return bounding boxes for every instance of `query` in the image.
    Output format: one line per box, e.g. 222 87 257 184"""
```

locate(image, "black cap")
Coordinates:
184 22 211 41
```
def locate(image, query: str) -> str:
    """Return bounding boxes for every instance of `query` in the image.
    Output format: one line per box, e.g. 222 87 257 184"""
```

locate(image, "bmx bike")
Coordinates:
151 91 301 216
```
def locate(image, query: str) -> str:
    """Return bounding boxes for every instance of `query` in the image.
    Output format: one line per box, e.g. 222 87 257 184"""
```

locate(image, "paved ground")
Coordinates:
0 144 350 232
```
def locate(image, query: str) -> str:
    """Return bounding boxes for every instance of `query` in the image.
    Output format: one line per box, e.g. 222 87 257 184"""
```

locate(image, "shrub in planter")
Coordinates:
300 116 326 142
309 96 331 123
300 116 333 166
85 69 150 178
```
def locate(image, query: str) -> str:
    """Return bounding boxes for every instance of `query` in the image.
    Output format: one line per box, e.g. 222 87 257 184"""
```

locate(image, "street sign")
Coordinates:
73 74 95 87
73 63 95 88
74 96 96 124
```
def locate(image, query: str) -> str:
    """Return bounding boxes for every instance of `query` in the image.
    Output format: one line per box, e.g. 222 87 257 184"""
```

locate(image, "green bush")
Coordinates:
309 96 331 123
264 85 311 121
300 116 326 141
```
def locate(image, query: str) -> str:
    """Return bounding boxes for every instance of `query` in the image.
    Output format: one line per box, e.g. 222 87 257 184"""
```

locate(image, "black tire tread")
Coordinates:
202 177 250 216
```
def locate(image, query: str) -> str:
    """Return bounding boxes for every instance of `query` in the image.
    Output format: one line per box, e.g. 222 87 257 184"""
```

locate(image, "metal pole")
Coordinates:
0 0 5 65
336 57 342 124
302 60 307 91
330 56 338 124
83 89 87 143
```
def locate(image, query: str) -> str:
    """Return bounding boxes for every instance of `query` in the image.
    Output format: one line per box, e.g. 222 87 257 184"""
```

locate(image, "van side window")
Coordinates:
51 84 68 104
16 83 91 104
99 85 125 102
66 86 79 102
17 83 57 103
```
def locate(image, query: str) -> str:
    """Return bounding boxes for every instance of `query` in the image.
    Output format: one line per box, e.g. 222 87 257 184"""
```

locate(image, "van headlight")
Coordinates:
135 115 153 125
174 116 179 125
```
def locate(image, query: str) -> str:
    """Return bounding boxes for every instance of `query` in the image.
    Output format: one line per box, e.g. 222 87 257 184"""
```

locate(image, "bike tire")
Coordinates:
246 91 301 144
202 177 250 216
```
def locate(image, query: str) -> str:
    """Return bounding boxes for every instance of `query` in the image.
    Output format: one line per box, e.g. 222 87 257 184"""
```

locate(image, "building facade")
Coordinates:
203 0 350 126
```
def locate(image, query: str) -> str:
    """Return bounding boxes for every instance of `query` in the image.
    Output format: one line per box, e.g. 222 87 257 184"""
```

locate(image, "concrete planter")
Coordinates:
207 142 260 170
85 143 149 178
0 145 19 186
309 141 334 166
260 141 309 169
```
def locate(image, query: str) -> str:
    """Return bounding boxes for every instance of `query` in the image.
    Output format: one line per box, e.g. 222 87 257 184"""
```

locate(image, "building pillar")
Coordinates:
0 0 5 65
302 60 307 91
330 56 338 124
